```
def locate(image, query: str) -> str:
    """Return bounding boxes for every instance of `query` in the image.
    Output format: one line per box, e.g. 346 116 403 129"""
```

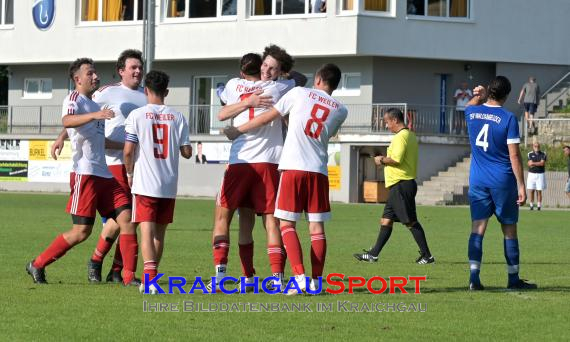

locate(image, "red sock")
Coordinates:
119 234 138 284
33 234 72 269
111 241 123 271
213 238 229 266
142 260 158 284
91 236 113 263
267 244 285 274
280 226 304 275
239 242 255 277
310 233 327 279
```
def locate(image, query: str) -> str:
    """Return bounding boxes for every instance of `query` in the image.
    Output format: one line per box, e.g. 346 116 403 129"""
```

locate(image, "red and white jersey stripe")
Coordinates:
62 91 112 178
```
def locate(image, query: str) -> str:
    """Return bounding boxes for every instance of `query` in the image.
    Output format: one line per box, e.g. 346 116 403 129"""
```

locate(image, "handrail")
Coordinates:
541 71 570 99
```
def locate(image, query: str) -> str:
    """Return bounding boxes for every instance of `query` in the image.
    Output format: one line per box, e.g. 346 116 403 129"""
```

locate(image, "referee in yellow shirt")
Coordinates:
354 108 434 264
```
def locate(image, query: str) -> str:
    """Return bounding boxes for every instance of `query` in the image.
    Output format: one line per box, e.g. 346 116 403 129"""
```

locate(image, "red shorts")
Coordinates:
108 164 132 198
275 170 331 222
218 163 279 214
66 173 131 219
132 194 176 224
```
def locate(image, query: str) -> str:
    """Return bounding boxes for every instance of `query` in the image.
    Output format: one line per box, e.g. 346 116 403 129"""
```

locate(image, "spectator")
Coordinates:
526 142 547 210
195 141 207 164
563 145 570 199
518 77 540 131
453 81 472 134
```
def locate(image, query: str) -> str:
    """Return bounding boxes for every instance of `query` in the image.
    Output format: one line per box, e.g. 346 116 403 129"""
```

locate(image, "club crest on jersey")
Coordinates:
32 0 56 30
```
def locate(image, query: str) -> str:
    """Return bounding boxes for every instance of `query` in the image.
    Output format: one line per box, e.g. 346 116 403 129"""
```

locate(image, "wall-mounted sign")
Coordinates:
32 0 55 30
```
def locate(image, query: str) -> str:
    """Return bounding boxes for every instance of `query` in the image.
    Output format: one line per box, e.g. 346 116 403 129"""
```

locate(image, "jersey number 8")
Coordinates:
304 104 330 139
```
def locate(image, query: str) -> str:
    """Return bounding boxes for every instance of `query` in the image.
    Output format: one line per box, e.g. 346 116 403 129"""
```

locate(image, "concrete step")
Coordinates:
417 155 471 206
421 184 467 193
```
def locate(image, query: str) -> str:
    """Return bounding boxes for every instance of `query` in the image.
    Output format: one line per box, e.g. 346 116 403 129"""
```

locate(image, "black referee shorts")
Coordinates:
382 179 417 224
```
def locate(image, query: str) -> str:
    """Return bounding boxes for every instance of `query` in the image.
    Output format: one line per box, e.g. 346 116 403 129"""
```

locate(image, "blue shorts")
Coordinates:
468 185 519 225
524 102 537 114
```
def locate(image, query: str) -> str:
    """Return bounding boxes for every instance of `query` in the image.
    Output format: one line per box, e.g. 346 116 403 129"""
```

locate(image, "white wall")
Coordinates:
1 1 568 65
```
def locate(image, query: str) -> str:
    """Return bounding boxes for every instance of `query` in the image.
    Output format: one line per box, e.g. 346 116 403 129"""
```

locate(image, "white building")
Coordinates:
0 0 568 202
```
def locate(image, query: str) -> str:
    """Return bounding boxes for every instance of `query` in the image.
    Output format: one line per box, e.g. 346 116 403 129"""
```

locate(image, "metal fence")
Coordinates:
0 103 469 136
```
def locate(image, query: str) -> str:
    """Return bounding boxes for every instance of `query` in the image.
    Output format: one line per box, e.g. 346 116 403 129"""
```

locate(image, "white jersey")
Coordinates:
62 91 112 178
124 104 191 199
274 87 348 175
221 78 294 165
92 83 146 166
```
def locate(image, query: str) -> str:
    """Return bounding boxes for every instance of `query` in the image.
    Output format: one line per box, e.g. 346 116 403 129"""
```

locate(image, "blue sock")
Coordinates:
101 216 108 225
504 239 520 285
468 233 483 285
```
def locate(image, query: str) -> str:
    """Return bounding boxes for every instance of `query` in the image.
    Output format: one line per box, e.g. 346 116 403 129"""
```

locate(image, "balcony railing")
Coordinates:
0 104 470 136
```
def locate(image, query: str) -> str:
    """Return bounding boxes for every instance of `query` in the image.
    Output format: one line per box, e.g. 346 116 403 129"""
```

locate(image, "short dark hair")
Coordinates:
69 58 94 81
197 141 203 145
384 108 405 124
563 145 570 150
144 70 169 97
262 44 294 73
315 63 342 91
240 53 262 76
116 49 143 72
487 76 511 101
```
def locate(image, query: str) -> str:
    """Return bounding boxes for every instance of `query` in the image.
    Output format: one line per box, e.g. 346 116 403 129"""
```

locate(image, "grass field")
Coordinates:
1 193 568 341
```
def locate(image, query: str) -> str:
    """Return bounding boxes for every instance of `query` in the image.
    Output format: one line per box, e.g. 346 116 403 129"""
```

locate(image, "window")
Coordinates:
164 0 236 19
250 0 326 16
23 79 53 99
192 76 229 134
80 0 143 22
332 73 360 96
364 0 389 12
407 0 469 18
341 0 392 14
0 0 14 25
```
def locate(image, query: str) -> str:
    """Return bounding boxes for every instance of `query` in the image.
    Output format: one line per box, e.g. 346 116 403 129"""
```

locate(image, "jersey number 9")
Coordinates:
152 124 169 159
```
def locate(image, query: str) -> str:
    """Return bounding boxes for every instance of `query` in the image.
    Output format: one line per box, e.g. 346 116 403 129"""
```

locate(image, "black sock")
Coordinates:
369 225 392 256
409 222 431 257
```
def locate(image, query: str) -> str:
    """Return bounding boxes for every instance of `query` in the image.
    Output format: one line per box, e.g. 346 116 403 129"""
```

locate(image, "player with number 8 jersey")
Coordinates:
224 64 347 293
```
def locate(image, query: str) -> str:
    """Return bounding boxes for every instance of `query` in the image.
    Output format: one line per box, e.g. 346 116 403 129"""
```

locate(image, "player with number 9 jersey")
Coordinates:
124 104 191 200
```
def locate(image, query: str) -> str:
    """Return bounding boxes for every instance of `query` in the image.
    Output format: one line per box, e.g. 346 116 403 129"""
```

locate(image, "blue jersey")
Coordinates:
465 104 520 188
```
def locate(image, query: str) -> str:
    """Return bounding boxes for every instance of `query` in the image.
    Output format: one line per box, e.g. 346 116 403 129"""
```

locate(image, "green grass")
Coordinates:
1 193 568 341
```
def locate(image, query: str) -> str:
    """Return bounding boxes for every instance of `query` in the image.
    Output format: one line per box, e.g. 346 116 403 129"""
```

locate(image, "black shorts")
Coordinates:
382 179 417 224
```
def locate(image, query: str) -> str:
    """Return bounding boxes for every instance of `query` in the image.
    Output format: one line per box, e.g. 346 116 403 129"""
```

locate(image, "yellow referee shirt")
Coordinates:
384 128 418 188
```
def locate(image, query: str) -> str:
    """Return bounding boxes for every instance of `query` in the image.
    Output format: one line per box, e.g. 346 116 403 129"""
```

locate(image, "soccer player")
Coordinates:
353 108 434 265
224 63 348 294
123 70 192 295
51 50 146 285
210 53 290 292
89 49 146 284
465 76 537 291
526 141 547 210
212 46 305 291
26 58 136 284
